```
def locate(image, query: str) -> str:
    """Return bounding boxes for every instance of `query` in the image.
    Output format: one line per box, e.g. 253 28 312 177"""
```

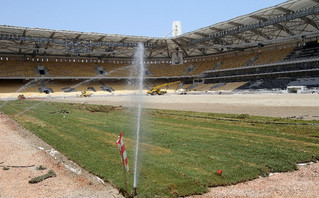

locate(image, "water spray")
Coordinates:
67 76 102 90
132 42 145 195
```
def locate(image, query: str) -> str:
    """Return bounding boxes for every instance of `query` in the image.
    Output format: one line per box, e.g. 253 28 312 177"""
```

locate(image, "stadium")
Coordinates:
0 0 319 197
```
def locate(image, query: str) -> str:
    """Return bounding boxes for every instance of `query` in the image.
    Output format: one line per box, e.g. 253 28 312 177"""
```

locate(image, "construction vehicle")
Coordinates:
78 91 92 98
147 81 181 95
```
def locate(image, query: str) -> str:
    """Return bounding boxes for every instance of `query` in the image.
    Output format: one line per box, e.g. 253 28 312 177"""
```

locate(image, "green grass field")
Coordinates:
1 100 319 197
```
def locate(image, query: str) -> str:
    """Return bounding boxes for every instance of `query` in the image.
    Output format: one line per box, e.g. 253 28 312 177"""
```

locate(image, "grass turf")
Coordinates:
1 100 319 197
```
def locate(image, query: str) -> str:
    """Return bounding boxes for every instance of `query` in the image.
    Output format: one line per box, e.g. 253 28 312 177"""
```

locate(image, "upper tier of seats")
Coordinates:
0 43 297 79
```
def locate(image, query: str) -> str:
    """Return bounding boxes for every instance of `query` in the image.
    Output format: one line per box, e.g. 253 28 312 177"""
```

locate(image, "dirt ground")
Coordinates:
191 162 319 198
53 94 319 120
0 112 122 198
1 93 319 197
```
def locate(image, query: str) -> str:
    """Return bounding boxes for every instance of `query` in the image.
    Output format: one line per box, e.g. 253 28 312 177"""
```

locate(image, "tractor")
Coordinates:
147 81 181 95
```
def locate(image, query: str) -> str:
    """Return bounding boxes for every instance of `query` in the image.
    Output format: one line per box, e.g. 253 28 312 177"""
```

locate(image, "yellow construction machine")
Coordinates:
78 91 92 98
147 81 181 95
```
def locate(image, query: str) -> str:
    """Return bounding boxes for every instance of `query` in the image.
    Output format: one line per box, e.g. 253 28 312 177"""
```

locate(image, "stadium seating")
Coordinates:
0 80 24 93
285 41 319 60
103 63 132 77
0 60 38 77
183 82 247 92
0 42 303 97
186 58 222 75
237 79 292 90
218 53 256 70
43 61 100 77
212 82 247 91
0 43 296 80
193 83 217 91
147 63 190 77
254 46 294 65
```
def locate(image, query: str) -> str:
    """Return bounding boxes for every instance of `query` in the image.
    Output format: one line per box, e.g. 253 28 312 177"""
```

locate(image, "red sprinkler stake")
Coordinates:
217 169 223 175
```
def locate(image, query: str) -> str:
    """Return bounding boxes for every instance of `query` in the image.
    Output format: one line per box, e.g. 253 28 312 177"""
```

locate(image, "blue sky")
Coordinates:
2 0 287 37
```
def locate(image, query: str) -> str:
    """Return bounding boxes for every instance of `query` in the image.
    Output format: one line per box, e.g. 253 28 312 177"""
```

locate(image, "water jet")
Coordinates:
131 42 145 194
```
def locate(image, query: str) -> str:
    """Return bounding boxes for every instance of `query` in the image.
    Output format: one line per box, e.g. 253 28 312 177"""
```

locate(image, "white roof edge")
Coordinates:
176 0 300 38
0 24 165 40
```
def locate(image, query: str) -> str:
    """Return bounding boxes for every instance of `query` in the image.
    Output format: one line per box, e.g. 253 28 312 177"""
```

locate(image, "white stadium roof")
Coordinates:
1 0 319 59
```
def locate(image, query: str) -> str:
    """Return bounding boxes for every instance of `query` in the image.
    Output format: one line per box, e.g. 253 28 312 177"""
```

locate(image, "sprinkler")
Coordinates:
132 187 137 197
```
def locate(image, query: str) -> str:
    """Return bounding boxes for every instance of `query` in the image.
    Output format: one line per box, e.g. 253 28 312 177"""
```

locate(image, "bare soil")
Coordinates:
0 112 122 198
53 94 319 120
191 162 319 198
1 93 319 197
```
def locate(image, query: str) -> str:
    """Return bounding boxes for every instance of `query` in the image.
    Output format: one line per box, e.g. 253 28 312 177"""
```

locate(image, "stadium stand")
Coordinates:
194 84 218 91
44 62 96 77
1 0 319 96
287 77 319 87
187 58 222 75
285 41 319 60
212 82 247 91
0 80 25 93
104 64 132 77
0 43 305 80
237 79 293 90
147 63 190 77
0 60 37 77
254 46 295 65
218 52 256 70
